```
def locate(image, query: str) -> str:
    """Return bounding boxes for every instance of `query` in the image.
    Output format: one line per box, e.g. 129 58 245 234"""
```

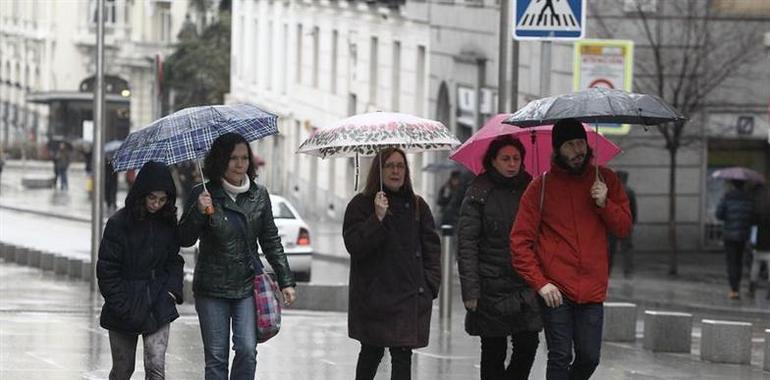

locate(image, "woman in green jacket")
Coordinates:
179 133 296 379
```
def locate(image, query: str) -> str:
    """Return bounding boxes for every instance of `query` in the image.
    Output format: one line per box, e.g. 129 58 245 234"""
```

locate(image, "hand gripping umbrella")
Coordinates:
111 103 279 214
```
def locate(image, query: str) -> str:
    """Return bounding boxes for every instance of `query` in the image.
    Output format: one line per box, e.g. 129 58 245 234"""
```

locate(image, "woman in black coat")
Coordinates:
457 136 542 380
97 161 184 380
343 148 441 380
716 180 756 299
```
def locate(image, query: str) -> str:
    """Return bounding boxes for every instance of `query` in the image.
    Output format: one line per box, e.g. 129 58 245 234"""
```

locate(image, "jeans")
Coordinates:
355 344 413 380
542 299 603 380
108 323 170 380
724 240 746 292
56 168 68 190
195 295 257 380
480 331 540 380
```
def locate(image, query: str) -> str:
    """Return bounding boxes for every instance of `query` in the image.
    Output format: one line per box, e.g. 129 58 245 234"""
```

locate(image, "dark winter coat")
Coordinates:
179 180 295 299
457 169 542 336
716 188 755 243
343 188 441 348
97 162 184 335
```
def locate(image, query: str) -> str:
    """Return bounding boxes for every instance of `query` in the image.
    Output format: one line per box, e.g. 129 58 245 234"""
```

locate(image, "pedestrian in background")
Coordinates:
54 142 71 190
343 147 441 380
511 118 632 380
608 170 637 278
457 136 542 380
105 160 119 213
97 161 185 380
0 147 5 193
179 132 296 380
716 179 755 300
437 170 462 225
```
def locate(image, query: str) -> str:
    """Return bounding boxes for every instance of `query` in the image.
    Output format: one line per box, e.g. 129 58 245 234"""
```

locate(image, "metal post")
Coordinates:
510 39 519 111
91 0 106 290
439 224 454 332
497 0 509 113
540 41 552 97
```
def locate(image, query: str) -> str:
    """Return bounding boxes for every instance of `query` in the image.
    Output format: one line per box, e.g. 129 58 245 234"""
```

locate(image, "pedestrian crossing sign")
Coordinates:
513 0 586 41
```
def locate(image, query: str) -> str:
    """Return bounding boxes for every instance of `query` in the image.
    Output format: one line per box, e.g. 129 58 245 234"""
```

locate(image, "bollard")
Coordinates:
439 224 454 333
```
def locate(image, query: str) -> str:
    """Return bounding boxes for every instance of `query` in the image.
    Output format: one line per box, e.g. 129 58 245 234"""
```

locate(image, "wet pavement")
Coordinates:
3 262 770 379
2 160 770 378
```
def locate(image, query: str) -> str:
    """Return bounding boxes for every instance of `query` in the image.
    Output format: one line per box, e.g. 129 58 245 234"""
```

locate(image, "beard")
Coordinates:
554 147 594 175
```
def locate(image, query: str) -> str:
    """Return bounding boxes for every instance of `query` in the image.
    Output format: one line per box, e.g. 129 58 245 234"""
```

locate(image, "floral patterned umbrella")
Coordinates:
297 112 460 190
296 112 460 158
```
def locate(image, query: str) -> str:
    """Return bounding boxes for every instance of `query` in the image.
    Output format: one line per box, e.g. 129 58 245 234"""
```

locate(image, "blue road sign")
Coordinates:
513 0 586 41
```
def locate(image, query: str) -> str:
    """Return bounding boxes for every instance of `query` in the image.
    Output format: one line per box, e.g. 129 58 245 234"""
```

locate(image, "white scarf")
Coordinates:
221 175 250 201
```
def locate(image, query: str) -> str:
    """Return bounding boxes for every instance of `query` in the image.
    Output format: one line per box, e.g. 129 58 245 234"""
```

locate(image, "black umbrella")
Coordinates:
422 160 463 173
503 88 687 127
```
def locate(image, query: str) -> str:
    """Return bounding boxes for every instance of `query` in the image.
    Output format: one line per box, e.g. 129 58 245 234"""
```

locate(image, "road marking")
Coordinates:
25 351 65 369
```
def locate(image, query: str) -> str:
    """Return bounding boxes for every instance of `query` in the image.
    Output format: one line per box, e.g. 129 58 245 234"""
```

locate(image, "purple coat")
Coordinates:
343 190 441 348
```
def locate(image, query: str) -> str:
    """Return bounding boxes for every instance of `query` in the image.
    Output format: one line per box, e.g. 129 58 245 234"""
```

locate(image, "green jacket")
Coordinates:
179 180 295 299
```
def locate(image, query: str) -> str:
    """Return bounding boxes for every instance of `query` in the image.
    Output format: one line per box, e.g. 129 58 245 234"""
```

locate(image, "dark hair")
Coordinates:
203 133 257 182
731 180 745 190
483 136 526 172
552 145 594 174
130 192 177 225
362 148 413 197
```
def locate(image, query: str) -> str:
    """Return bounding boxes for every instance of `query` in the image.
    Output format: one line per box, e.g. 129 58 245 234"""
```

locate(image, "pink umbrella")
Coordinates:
449 114 622 176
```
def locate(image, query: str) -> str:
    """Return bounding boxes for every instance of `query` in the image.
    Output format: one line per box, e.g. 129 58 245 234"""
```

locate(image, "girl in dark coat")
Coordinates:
457 136 542 380
343 148 441 380
97 160 184 380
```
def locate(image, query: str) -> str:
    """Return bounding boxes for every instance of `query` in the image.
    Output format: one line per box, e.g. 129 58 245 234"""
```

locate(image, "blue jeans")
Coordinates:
542 299 603 380
195 295 257 380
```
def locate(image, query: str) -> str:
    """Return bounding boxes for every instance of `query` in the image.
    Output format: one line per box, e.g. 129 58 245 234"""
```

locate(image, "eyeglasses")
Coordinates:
383 162 406 171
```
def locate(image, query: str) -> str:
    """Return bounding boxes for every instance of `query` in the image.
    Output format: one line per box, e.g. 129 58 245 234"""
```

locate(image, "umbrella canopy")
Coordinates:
422 160 463 173
450 114 622 176
111 104 278 171
104 140 124 154
712 167 765 184
504 88 687 127
296 111 460 158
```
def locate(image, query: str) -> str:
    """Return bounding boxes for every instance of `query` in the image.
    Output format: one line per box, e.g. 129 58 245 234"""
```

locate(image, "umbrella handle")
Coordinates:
197 159 215 215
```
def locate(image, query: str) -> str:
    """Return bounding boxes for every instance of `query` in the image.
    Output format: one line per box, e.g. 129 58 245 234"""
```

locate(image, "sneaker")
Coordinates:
728 291 740 300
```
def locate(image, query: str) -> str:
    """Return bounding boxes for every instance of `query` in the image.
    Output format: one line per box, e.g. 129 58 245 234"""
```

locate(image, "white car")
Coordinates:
259 194 313 281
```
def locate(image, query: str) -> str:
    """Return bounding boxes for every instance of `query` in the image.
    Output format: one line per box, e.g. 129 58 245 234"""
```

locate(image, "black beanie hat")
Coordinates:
552 118 587 150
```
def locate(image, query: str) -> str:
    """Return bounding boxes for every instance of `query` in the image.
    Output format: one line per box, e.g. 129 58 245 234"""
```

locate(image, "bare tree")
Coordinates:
591 0 766 274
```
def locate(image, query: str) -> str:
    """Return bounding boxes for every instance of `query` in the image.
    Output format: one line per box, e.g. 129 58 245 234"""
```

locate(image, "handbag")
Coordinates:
253 271 281 343
229 209 282 343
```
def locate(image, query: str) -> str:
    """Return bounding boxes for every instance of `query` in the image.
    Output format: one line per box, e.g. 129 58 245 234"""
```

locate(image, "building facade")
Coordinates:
0 0 197 156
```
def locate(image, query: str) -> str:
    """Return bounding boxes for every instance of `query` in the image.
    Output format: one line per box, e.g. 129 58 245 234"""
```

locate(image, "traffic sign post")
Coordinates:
513 0 586 41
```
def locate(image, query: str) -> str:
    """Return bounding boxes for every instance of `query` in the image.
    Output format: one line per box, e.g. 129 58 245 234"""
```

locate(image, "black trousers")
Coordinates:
480 331 540 380
355 344 413 380
725 240 746 292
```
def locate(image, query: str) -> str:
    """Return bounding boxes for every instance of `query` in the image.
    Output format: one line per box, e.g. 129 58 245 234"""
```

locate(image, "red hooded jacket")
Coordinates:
510 163 632 304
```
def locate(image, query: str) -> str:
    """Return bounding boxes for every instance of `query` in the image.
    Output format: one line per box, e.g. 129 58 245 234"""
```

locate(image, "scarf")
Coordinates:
221 175 250 201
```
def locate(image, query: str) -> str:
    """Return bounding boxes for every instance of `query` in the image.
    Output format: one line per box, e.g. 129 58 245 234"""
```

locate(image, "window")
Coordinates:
296 24 303 84
267 21 274 90
415 45 426 115
391 40 401 111
282 23 288 94
156 2 172 42
369 37 378 105
331 30 339 94
252 18 259 85
91 0 116 24
312 26 320 88
272 201 296 219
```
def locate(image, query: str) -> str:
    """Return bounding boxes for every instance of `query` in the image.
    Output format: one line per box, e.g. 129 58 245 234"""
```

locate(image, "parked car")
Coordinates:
259 194 313 282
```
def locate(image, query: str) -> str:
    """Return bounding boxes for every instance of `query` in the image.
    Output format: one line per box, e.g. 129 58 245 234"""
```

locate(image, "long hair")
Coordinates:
482 135 527 173
130 194 178 225
362 148 413 197
203 132 257 182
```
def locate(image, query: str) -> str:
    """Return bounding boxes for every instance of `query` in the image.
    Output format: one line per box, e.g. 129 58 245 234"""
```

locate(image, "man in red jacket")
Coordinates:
510 118 632 380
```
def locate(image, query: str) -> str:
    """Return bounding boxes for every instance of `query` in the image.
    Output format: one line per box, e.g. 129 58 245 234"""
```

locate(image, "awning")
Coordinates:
26 91 130 104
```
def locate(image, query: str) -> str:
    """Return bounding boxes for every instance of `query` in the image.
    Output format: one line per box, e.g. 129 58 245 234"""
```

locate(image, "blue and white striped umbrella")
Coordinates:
111 104 278 172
